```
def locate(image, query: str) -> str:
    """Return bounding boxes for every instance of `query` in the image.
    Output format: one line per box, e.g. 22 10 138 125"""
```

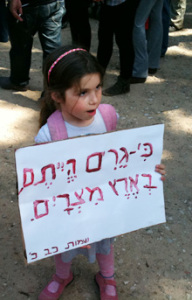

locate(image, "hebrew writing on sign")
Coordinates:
15 124 165 264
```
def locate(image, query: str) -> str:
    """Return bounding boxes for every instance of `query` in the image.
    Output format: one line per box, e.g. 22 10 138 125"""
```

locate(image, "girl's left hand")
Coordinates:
81 245 91 249
155 164 166 181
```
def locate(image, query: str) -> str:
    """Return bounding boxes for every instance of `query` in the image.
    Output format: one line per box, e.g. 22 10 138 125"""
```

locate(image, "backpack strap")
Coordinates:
47 110 68 141
98 104 117 131
47 104 117 141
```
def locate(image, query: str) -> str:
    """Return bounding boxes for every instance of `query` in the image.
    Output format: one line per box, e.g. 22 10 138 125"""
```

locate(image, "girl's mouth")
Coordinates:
87 109 96 116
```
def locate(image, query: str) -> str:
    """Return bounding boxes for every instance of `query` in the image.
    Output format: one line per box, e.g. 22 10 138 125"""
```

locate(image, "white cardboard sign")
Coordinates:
15 124 165 263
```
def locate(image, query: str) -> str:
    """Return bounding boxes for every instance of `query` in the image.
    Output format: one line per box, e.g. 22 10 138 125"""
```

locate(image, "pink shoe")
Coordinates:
95 272 119 300
38 272 73 300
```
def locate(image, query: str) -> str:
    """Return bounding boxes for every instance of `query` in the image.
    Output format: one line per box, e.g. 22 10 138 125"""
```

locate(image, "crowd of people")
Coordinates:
0 0 187 96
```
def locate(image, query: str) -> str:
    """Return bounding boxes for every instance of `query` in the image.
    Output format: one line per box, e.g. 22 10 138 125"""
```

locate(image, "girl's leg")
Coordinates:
96 245 117 297
38 254 72 300
47 254 72 293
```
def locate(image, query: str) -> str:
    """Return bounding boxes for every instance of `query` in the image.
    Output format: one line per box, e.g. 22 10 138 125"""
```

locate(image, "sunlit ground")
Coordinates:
0 29 192 149
0 100 39 146
163 108 192 134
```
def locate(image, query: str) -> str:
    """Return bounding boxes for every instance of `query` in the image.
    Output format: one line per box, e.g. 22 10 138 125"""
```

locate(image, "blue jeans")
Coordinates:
132 0 163 78
7 0 64 85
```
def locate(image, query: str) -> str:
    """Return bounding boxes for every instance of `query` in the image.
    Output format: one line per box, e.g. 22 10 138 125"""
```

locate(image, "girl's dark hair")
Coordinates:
39 45 104 127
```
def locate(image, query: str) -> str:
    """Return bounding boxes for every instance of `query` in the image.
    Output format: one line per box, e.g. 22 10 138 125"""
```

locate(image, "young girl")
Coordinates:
35 45 166 300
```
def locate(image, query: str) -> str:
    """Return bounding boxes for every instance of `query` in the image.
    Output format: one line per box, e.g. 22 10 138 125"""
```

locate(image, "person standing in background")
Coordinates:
0 0 64 91
0 0 9 43
65 0 91 51
169 0 186 31
161 0 170 57
96 0 140 96
131 0 164 84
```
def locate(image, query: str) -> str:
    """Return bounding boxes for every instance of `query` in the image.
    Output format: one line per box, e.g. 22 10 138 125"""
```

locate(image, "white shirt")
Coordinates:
35 109 107 143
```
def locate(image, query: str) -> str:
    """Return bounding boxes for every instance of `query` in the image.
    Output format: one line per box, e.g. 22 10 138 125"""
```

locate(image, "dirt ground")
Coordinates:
0 4 192 300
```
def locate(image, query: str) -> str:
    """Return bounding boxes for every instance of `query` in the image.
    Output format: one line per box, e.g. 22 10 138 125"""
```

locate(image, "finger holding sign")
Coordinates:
155 164 166 181
81 245 91 249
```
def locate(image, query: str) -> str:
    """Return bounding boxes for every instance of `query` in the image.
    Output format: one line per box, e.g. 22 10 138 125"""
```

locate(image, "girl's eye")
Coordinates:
96 84 102 90
80 90 86 96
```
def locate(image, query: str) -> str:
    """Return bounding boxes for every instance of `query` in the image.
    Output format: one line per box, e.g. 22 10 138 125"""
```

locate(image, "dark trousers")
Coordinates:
0 0 8 42
7 0 64 85
162 0 170 56
65 0 91 51
97 0 140 79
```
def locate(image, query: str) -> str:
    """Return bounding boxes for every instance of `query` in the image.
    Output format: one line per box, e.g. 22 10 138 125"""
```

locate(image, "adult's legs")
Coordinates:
98 2 136 96
65 0 91 51
170 0 186 29
0 0 9 43
38 0 64 60
161 0 171 57
147 0 164 69
115 0 140 79
97 3 114 70
132 0 158 78
7 8 35 85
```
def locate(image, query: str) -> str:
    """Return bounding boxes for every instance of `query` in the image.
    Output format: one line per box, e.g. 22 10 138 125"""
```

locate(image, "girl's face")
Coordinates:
53 73 102 127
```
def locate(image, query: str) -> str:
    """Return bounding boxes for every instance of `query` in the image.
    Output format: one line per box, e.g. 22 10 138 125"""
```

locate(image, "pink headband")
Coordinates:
48 48 87 83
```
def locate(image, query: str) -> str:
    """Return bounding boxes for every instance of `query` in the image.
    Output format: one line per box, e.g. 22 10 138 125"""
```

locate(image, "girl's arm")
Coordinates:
155 164 166 181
